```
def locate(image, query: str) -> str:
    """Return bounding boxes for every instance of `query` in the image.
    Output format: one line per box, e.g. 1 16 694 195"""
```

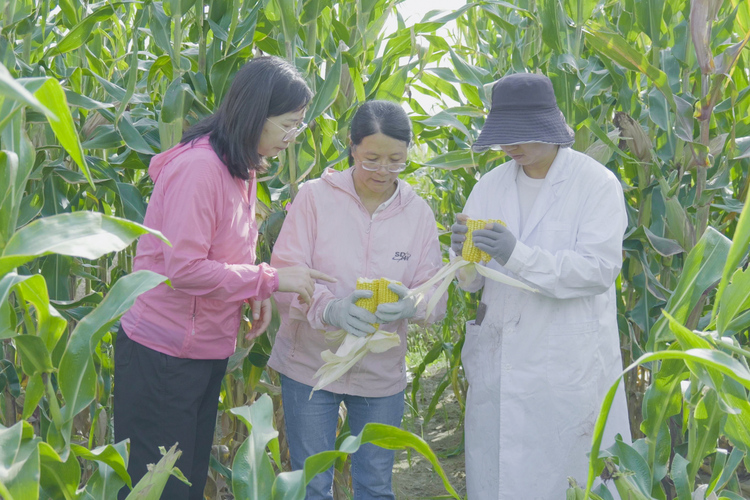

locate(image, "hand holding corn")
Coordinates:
374 283 417 323
450 214 469 256
322 290 378 337
472 222 517 266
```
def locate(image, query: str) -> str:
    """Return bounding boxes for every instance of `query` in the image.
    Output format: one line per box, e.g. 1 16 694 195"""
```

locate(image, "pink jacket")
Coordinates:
121 136 278 359
267 168 446 397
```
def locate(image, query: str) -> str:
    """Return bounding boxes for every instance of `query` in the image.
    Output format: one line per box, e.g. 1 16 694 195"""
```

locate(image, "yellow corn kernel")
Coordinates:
355 278 380 330
463 219 507 263
378 279 401 305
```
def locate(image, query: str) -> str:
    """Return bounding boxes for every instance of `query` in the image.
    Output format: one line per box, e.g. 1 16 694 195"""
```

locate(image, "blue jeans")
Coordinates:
280 374 405 500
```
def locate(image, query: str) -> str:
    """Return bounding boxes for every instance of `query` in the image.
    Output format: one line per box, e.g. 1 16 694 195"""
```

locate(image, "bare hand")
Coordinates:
276 266 337 305
246 298 273 340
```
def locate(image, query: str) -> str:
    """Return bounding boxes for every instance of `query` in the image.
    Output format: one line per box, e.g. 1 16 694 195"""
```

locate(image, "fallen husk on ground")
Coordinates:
311 257 537 396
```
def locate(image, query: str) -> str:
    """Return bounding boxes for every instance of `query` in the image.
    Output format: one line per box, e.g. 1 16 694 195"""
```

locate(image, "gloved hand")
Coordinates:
323 290 378 337
375 283 417 323
472 222 517 266
450 214 468 256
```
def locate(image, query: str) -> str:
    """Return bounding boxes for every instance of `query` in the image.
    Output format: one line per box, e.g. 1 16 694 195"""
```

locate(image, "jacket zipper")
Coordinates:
191 297 197 336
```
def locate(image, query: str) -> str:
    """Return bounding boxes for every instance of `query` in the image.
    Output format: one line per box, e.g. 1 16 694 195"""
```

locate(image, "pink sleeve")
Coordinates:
271 185 337 330
158 156 279 301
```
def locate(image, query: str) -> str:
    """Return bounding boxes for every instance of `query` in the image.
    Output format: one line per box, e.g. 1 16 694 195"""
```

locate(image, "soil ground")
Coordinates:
392 365 467 500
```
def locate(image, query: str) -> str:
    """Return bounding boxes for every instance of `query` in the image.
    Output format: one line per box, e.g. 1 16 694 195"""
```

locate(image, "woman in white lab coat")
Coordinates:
451 73 631 499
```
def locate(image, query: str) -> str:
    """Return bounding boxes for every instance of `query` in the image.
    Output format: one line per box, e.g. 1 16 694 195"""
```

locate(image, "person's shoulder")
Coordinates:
566 148 619 185
477 159 515 186
162 141 226 182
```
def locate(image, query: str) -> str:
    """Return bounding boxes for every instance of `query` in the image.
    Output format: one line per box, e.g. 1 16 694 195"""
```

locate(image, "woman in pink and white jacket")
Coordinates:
115 56 333 500
269 100 447 500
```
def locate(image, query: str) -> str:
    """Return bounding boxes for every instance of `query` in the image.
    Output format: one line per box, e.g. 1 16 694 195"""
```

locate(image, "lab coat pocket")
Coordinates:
545 320 598 389
461 320 482 387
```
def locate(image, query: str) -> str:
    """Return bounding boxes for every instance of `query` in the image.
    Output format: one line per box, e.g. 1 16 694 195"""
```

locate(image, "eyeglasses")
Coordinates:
359 160 408 173
266 119 307 142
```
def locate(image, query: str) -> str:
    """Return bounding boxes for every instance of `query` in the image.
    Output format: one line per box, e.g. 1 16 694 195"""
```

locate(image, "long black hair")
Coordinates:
348 100 412 166
182 56 312 180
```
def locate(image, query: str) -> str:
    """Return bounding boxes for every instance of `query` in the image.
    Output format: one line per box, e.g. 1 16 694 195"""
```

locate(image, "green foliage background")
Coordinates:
2 0 750 498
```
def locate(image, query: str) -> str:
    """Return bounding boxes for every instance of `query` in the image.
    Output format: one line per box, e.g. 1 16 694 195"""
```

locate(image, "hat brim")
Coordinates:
472 108 575 152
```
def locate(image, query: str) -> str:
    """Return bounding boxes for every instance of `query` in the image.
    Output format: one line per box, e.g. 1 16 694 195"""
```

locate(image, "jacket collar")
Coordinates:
321 167 416 218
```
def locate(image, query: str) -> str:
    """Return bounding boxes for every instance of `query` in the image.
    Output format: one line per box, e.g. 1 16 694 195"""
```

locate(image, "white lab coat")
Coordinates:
460 147 631 499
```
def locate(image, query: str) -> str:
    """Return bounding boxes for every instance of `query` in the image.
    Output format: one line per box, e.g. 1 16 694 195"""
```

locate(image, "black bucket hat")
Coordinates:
472 73 575 152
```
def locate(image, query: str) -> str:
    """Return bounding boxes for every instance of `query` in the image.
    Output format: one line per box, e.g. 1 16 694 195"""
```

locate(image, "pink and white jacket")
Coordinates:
267 168 446 397
121 136 278 359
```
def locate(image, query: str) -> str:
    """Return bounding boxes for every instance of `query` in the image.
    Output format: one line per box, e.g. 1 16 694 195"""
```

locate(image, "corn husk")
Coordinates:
311 262 537 396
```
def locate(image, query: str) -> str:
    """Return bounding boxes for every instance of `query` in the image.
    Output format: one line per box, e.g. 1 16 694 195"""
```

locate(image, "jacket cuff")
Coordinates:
503 241 532 274
255 263 279 300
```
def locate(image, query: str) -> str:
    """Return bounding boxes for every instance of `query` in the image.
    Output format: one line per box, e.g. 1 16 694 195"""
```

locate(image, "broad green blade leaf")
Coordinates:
72 442 132 488
0 64 52 117
44 5 118 57
0 150 19 250
34 78 92 187
14 274 67 351
448 48 490 88
717 267 750 335
634 0 666 46
124 444 185 500
57 270 167 445
305 50 342 123
713 176 750 323
583 26 675 112
604 437 652 496
585 348 750 497
116 113 155 155
21 373 45 420
375 65 409 101
0 212 169 276
14 335 53 376
648 227 731 349
39 442 80 500
230 395 280 500
0 421 41 500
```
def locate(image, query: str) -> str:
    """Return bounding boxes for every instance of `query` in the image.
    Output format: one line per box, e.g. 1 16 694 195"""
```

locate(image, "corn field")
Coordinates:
1 0 750 498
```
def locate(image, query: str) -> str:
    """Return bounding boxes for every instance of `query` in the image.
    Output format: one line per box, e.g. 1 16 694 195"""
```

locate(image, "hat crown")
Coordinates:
491 73 558 111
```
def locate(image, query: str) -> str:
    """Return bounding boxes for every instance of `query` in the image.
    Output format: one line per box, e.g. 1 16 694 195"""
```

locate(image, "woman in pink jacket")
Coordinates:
115 56 333 500
269 100 446 499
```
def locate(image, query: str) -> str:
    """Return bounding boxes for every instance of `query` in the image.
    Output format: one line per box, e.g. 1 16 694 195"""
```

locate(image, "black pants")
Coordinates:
114 327 228 500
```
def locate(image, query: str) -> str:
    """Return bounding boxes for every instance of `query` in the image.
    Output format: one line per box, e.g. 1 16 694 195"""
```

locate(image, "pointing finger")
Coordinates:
309 269 337 283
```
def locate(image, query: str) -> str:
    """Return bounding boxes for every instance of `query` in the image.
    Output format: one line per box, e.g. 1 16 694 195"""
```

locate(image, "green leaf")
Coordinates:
34 78 92 187
72 442 132 488
375 65 409 102
713 174 750 323
0 212 169 276
44 4 118 57
717 267 750 336
649 227 731 348
21 374 44 420
0 421 41 500
56 270 167 449
583 25 675 112
0 64 52 117
15 335 53 376
39 442 80 500
0 150 19 250
116 113 155 155
14 274 67 351
305 50 342 123
124 444 187 500
230 395 280 500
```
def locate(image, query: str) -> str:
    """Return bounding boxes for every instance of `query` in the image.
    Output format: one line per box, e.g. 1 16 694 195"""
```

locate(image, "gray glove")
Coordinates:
323 290 377 337
375 283 417 323
450 219 468 256
472 223 517 266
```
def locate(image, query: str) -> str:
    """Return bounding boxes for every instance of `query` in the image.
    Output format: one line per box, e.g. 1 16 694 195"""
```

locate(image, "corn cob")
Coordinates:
463 218 506 263
355 278 403 330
